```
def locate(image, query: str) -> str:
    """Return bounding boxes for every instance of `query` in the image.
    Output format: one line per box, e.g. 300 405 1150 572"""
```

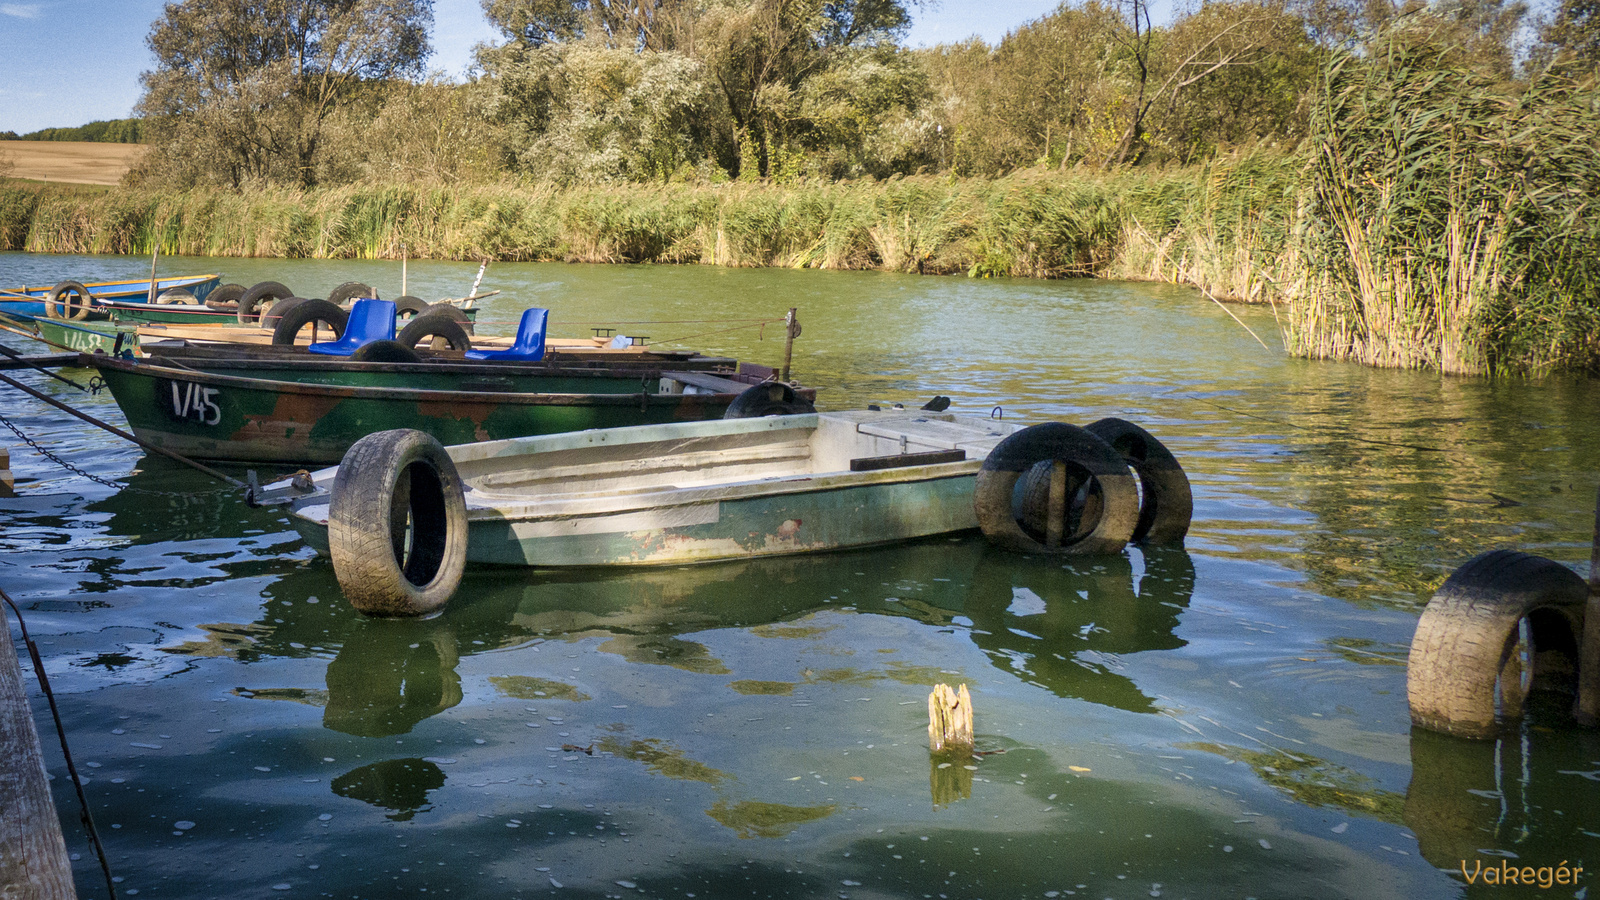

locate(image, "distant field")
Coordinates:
0 140 144 185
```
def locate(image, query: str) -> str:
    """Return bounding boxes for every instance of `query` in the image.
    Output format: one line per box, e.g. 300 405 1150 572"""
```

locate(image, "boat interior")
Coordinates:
449 411 1018 503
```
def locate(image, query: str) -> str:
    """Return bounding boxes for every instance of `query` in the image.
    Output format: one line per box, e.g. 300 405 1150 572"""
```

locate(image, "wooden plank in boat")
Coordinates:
662 371 751 394
849 449 967 471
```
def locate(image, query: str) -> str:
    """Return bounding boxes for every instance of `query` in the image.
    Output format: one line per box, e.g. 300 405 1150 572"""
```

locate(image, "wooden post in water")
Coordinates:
0 447 12 494
1 612 77 899
927 683 973 752
148 243 159 303
401 244 409 298
1577 484 1600 725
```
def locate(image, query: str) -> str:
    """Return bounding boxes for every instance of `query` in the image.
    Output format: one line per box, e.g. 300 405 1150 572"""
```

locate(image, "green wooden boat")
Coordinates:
82 353 814 464
0 312 137 355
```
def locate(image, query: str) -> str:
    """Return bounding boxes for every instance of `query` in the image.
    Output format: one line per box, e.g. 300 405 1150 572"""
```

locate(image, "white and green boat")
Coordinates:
271 409 1187 617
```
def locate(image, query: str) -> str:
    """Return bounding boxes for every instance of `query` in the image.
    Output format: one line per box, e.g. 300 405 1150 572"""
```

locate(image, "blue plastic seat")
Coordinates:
465 307 548 362
308 298 396 356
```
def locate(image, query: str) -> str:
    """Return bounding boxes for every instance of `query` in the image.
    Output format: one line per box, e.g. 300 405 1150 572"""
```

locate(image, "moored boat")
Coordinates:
268 411 1191 616
81 352 817 464
0 274 222 319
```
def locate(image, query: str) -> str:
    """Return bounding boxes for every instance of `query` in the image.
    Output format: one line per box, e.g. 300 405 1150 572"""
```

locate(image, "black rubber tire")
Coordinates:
328 429 469 617
271 297 348 346
351 339 423 363
328 281 377 307
422 302 475 335
1406 549 1587 739
973 422 1140 555
723 382 816 418
259 296 309 332
44 280 94 321
393 296 429 320
238 280 295 324
397 309 473 352
155 288 198 305
1085 417 1192 545
204 283 246 310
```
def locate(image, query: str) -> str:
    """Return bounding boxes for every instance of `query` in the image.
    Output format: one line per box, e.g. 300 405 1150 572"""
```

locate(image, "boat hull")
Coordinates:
86 355 755 464
0 275 221 319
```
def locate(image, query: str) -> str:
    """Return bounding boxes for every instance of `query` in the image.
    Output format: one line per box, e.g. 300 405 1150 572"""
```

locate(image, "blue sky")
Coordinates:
0 0 1131 134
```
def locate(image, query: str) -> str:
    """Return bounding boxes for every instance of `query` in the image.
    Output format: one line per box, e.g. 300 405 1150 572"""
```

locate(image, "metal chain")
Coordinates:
0 410 233 496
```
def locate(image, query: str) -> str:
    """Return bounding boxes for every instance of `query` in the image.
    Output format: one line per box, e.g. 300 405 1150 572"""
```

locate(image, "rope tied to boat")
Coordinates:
0 370 296 505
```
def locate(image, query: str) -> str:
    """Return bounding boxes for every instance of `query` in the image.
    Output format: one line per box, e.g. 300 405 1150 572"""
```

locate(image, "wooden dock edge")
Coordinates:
0 615 77 899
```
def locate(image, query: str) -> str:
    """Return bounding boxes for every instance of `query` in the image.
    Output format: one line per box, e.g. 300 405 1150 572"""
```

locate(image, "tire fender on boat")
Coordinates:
1084 417 1192 545
44 280 94 321
973 422 1140 555
397 308 473 352
328 429 469 617
238 280 295 325
272 298 348 345
723 382 816 418
1407 549 1587 738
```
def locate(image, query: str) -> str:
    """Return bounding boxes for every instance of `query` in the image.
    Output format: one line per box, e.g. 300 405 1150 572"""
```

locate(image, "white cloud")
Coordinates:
0 3 42 18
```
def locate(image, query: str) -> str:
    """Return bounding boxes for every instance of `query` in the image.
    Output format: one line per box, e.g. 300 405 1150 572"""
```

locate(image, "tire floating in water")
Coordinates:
973 422 1139 555
328 429 469 617
1084 417 1192 545
1407 548 1587 739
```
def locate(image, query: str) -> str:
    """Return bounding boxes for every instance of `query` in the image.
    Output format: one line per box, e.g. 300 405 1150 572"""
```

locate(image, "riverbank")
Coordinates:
0 153 1300 303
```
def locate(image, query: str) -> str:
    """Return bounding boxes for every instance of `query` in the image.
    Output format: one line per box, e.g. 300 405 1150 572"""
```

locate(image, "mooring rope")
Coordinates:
0 371 249 492
0 344 91 393
0 585 118 900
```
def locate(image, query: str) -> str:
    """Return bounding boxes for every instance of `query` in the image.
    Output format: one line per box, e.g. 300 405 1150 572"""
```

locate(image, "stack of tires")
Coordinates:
228 279 475 355
973 418 1193 556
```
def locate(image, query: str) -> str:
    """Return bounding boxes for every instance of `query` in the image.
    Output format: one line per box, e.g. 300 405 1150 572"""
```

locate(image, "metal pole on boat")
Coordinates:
469 258 488 301
781 308 799 383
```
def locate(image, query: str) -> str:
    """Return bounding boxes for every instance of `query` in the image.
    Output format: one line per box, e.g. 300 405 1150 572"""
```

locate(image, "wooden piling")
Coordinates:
0 447 12 494
927 683 974 752
1 613 77 899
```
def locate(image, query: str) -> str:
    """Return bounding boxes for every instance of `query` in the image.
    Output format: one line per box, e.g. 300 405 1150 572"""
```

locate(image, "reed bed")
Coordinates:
1280 37 1600 376
0 156 1299 298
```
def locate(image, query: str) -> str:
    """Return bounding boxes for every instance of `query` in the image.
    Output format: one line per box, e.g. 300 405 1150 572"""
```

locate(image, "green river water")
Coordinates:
0 252 1596 899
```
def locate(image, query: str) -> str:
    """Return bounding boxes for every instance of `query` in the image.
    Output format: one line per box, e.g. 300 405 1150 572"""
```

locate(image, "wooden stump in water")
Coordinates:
0 447 12 495
927 683 973 752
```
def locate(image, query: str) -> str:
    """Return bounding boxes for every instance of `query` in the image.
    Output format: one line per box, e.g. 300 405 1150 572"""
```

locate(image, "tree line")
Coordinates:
123 0 1600 189
0 118 144 144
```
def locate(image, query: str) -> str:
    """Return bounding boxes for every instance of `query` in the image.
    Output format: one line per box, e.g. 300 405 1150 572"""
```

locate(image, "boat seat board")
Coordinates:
661 370 756 394
849 449 967 471
464 440 816 497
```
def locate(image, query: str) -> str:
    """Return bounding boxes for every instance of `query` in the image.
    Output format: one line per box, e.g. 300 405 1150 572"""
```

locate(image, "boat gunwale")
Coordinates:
84 353 761 406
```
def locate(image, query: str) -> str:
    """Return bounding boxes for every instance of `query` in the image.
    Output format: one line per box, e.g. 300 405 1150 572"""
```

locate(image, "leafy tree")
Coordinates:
136 0 433 187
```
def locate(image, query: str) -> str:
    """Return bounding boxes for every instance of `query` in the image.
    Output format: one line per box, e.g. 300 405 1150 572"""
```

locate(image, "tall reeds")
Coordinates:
1281 33 1600 376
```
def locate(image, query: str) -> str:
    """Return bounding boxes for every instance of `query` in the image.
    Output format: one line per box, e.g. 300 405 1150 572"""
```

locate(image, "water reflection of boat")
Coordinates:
956 547 1195 713
216 537 1195 739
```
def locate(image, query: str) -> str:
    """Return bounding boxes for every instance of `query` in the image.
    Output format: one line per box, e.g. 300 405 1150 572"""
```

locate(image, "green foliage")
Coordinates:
135 0 433 188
